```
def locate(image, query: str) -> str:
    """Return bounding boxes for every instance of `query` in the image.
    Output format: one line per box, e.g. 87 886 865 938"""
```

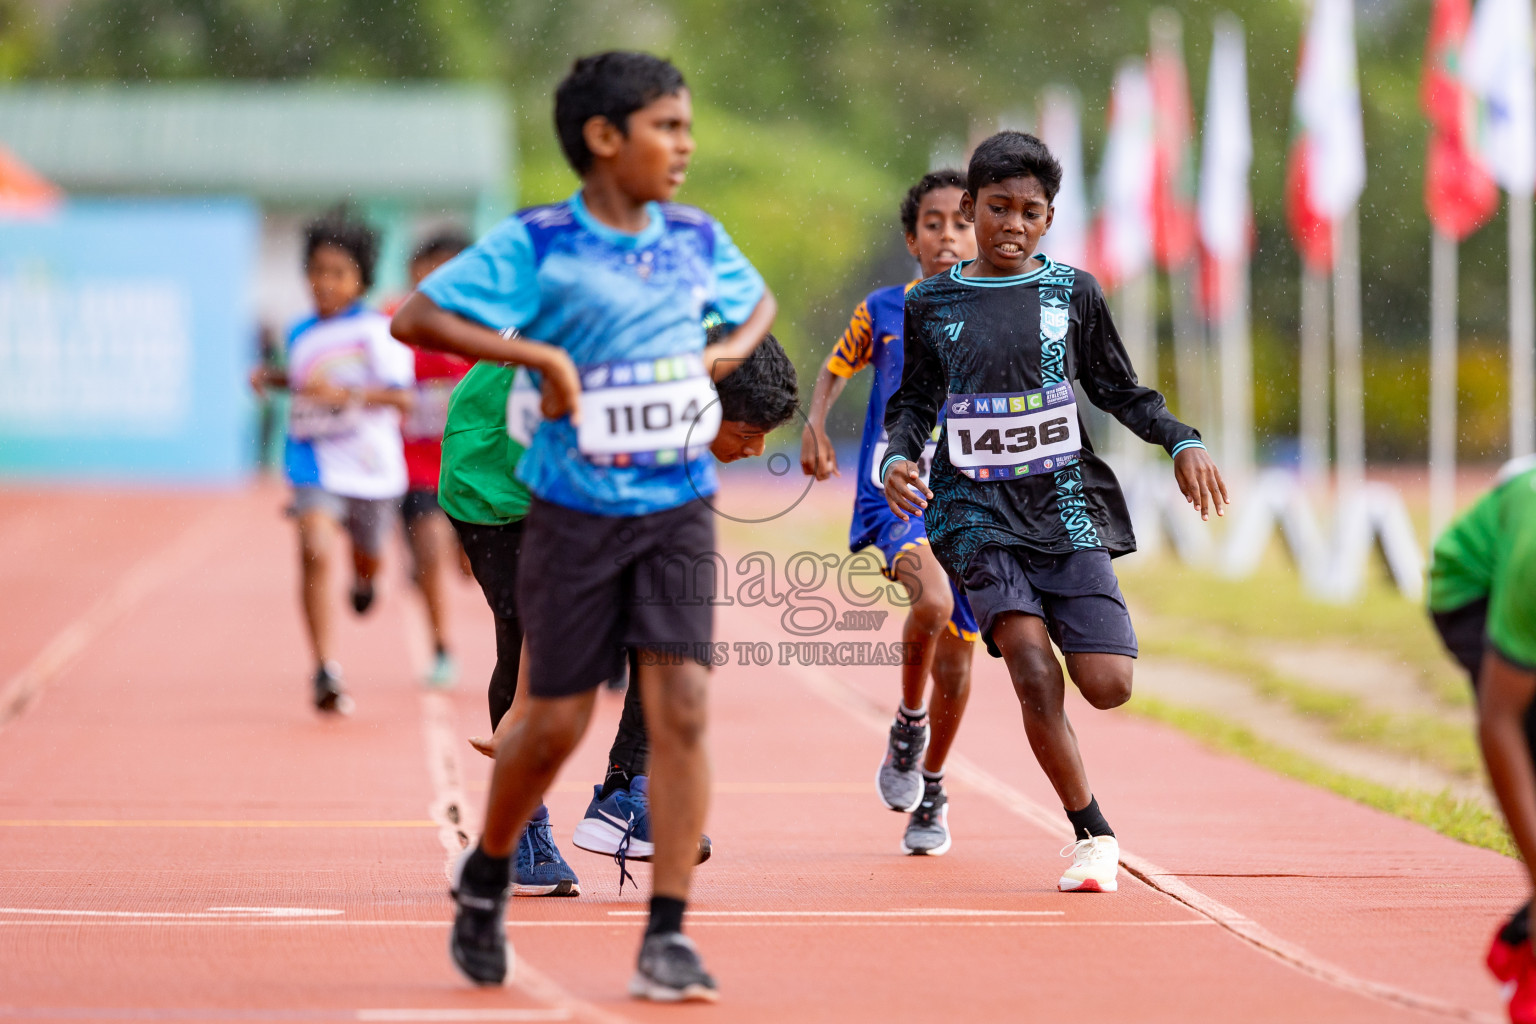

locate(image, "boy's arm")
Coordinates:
1078 286 1229 518
881 305 944 520
391 291 582 422
702 288 777 382
1479 649 1536 892
799 359 848 480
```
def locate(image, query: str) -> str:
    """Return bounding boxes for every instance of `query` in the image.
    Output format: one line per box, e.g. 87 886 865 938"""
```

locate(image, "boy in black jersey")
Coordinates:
882 131 1228 892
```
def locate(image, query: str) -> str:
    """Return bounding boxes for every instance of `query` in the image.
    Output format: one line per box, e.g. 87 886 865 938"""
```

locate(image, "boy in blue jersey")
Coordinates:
883 132 1227 893
390 52 775 1002
254 212 416 714
801 170 979 856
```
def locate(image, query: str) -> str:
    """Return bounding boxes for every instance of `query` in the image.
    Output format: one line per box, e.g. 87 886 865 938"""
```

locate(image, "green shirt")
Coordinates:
438 362 531 525
1429 462 1536 668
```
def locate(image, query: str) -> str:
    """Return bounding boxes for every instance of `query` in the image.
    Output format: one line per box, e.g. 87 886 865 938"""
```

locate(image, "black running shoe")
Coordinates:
628 931 718 1002
312 661 353 715
350 577 375 615
449 847 511 986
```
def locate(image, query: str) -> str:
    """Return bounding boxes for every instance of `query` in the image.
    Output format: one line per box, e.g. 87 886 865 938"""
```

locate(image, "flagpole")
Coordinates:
1511 192 1535 457
1171 264 1209 430
1429 229 1459 538
1219 254 1254 484
1299 264 1331 484
1334 208 1366 508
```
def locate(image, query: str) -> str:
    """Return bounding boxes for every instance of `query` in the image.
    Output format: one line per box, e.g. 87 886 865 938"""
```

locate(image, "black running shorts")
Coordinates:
960 545 1138 659
517 497 717 698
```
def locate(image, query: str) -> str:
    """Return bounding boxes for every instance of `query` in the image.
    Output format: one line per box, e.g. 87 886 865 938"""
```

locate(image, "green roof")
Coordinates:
0 84 511 202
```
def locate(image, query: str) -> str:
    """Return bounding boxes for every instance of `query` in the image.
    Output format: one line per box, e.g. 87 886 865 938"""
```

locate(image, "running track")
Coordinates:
0 482 1522 1022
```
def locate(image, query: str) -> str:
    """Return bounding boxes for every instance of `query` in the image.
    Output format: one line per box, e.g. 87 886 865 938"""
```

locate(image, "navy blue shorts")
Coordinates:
959 546 1137 659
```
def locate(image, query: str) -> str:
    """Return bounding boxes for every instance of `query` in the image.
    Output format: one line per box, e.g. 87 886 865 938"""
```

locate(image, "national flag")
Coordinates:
1423 0 1499 238
1199 14 1254 316
1150 13 1199 269
1286 0 1367 271
1037 86 1089 268
1092 60 1156 291
1463 0 1536 195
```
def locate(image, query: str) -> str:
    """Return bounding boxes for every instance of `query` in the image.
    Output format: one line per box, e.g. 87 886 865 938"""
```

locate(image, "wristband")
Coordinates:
879 453 908 484
1171 439 1206 459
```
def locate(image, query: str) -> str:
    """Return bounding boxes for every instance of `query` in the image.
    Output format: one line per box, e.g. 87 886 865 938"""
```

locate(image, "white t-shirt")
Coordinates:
283 306 415 500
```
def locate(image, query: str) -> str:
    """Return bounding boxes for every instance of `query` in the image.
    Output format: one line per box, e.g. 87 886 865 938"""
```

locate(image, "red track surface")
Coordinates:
0 481 1522 1022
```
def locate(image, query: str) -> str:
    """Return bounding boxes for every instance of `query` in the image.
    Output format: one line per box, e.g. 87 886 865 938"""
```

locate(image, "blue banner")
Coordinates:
0 199 259 483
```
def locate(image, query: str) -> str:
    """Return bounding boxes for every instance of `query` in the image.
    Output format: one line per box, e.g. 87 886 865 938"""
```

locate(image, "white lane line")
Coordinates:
0 906 342 919
784 656 1499 1024
357 1011 570 1022
0 511 226 732
605 909 1063 918
420 691 474 873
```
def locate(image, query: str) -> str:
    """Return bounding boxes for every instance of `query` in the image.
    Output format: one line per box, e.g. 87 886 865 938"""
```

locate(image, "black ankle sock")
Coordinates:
600 765 635 800
1065 796 1114 841
646 895 686 936
461 845 510 893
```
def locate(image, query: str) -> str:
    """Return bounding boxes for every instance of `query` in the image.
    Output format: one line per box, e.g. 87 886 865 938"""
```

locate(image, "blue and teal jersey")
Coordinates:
419 190 766 518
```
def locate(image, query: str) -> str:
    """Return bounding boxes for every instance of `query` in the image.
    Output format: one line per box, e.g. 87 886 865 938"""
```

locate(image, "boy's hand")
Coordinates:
533 346 582 424
883 459 932 521
800 424 839 479
1174 447 1229 521
301 378 352 410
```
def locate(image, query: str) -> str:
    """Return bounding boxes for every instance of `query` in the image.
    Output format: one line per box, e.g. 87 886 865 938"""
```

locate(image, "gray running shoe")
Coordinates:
876 714 928 812
629 932 718 1003
901 778 951 856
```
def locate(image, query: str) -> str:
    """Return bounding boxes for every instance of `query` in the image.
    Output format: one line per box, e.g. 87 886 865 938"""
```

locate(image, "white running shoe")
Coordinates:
1058 835 1119 893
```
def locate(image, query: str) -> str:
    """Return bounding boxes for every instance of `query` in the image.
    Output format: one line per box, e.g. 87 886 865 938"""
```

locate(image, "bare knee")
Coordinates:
521 712 584 774
1070 658 1134 710
1004 644 1061 714
907 590 952 637
643 663 709 750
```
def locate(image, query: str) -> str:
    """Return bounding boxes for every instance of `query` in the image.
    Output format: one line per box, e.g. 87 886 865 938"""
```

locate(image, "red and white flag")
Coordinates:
1286 0 1367 271
1199 14 1253 318
1037 86 1089 268
1150 19 1198 270
1423 0 1498 238
0 145 61 217
1091 60 1156 291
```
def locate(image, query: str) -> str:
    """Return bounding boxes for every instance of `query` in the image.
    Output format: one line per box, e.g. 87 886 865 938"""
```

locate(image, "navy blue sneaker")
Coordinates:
512 805 580 897
571 776 713 870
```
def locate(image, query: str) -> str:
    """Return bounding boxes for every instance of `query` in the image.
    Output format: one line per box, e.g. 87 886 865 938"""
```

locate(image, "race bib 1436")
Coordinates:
945 383 1080 481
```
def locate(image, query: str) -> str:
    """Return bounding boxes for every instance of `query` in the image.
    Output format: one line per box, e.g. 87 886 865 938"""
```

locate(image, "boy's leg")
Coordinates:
295 508 340 668
405 492 456 678
635 656 710 903
605 648 650 785
991 612 1094 810
877 541 955 812
449 517 525 730
341 497 393 614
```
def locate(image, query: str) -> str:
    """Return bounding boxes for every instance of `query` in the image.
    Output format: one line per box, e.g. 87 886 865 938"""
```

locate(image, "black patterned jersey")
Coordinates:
883 255 1201 575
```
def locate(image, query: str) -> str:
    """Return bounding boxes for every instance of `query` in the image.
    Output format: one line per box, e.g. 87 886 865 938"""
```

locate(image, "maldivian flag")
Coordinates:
1286 0 1367 272
1463 0 1536 196
0 145 61 215
1150 21 1198 270
1423 0 1498 239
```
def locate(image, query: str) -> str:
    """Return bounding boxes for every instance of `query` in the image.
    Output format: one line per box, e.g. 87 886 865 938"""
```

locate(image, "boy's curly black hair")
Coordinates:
899 169 967 236
303 210 380 290
966 131 1063 204
709 323 799 429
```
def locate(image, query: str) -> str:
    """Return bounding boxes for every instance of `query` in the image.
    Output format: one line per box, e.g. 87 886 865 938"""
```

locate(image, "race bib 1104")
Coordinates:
945 383 1080 481
288 396 360 441
574 354 720 467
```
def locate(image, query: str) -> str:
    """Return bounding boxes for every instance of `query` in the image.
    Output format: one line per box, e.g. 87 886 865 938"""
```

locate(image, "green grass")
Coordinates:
1127 693 1516 858
1118 548 1471 710
1136 630 1485 781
